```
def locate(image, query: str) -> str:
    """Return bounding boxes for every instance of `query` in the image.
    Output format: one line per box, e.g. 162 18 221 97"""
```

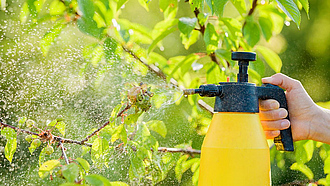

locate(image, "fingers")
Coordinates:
260 99 279 111
264 130 280 139
263 120 290 139
262 73 302 91
259 108 288 120
261 119 290 130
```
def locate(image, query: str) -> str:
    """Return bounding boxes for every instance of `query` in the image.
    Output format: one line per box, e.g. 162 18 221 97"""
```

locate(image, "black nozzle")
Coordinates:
231 52 256 83
183 84 221 97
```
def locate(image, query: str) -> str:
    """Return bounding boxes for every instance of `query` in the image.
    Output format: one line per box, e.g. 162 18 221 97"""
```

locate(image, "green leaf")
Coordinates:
81 146 91 156
38 160 61 179
117 0 128 10
256 45 282 73
259 17 273 41
146 120 167 138
109 104 122 126
40 23 66 56
56 121 66 136
20 2 29 23
148 26 177 54
77 0 104 39
151 93 167 109
103 37 117 61
294 140 314 164
111 124 127 144
170 53 199 78
78 17 104 39
290 162 313 180
91 137 110 168
59 183 82 186
47 119 57 126
192 167 199 186
230 0 246 15
129 156 145 180
182 158 199 173
93 12 106 28
0 0 6 10
85 174 111 186
29 140 39 154
178 17 197 36
275 0 301 28
214 0 229 17
75 157 90 173
298 0 309 18
180 30 199 50
135 123 151 141
175 154 189 182
138 0 150 11
62 163 80 183
159 0 178 19
243 16 260 47
18 116 27 128
27 0 37 18
78 0 94 18
110 182 129 186
249 58 265 84
1 127 17 163
206 62 226 84
49 0 66 15
39 147 46 166
324 156 330 174
124 112 142 126
204 23 219 53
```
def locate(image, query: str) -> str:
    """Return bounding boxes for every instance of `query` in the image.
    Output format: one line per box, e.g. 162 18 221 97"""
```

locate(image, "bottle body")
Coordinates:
198 112 270 186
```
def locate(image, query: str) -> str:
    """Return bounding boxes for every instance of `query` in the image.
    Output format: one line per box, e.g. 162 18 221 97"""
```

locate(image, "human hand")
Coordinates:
259 73 320 141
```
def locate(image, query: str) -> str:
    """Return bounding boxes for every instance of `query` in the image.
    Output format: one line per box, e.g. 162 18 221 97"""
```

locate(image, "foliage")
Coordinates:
1 0 330 185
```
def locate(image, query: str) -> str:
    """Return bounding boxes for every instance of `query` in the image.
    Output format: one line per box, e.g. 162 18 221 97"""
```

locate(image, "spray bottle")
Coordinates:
184 52 294 185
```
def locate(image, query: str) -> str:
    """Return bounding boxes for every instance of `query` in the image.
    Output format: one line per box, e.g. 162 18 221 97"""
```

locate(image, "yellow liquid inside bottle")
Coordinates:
198 113 270 186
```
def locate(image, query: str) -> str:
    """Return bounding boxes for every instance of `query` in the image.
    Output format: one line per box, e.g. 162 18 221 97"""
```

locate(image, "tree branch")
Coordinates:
122 47 214 114
242 0 258 32
80 104 131 144
0 121 39 136
59 141 69 164
122 46 167 81
157 147 201 154
192 7 221 68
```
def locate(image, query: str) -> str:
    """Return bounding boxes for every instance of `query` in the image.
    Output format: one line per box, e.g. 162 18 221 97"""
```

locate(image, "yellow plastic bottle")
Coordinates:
198 112 270 186
184 51 294 185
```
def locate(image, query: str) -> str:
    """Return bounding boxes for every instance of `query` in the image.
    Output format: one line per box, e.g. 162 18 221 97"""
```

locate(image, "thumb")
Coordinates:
262 73 302 91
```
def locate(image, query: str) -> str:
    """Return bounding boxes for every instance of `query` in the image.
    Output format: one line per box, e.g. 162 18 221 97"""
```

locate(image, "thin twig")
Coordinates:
157 147 201 154
80 104 131 144
122 46 167 80
242 0 258 32
1 119 202 154
198 100 214 115
59 141 69 164
0 121 39 136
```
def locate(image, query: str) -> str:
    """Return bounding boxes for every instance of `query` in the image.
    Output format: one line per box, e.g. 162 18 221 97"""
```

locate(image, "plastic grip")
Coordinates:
257 84 294 151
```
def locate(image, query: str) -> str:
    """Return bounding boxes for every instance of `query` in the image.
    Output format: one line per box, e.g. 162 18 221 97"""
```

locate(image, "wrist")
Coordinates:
309 106 330 143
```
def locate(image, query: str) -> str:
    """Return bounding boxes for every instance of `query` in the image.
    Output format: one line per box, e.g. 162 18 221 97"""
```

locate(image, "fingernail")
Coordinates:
281 121 289 128
262 77 272 82
271 102 278 109
279 110 287 118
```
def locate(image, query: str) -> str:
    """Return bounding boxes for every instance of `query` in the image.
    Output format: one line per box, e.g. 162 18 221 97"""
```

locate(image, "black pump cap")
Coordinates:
231 52 256 61
231 52 256 83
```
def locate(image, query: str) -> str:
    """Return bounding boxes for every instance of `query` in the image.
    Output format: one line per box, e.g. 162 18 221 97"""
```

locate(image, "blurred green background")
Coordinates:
0 0 329 185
